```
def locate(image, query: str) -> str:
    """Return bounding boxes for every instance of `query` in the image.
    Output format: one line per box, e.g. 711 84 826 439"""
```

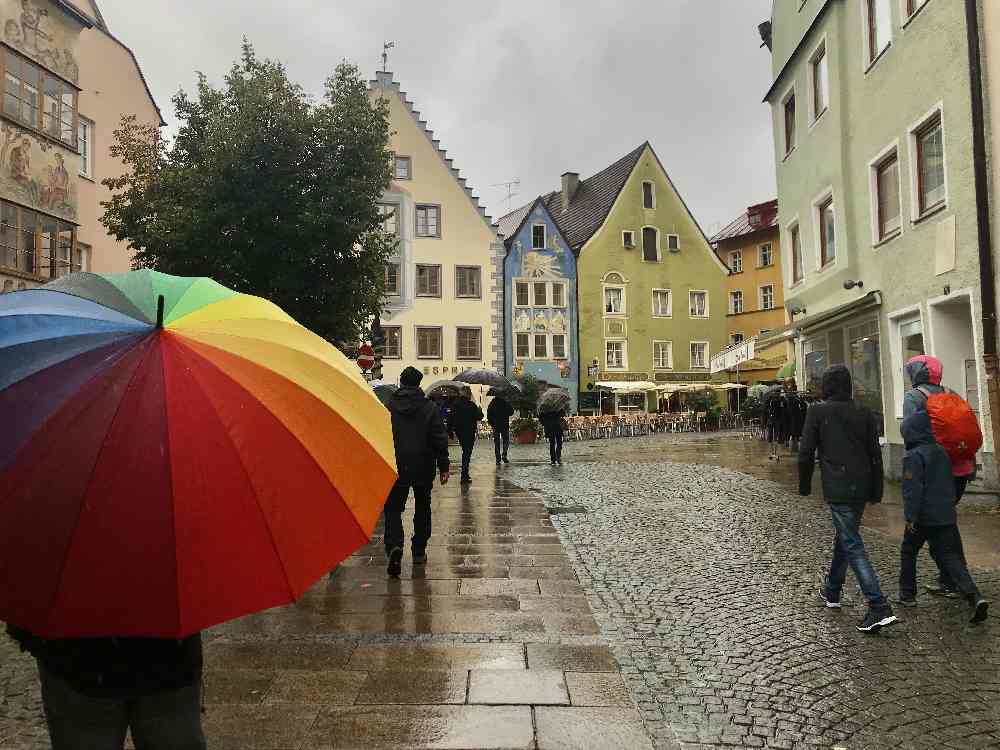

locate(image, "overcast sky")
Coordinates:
98 0 776 235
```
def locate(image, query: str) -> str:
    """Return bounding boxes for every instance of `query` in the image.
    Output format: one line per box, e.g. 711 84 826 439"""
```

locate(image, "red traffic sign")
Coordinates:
357 344 375 371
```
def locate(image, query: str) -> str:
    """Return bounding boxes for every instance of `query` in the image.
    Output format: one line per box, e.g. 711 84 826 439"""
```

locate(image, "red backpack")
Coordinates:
916 385 983 465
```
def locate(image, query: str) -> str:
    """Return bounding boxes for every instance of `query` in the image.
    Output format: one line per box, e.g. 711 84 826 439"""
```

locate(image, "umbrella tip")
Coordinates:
156 295 165 329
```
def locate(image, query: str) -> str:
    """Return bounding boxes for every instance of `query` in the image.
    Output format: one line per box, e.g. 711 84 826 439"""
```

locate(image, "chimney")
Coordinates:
561 172 580 212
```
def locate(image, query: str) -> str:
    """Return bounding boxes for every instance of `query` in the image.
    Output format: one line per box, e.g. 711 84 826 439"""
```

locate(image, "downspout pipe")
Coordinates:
965 0 1000 460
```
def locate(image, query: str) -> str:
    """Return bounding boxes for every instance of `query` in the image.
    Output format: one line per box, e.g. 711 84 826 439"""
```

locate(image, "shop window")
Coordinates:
803 334 828 396
848 320 882 424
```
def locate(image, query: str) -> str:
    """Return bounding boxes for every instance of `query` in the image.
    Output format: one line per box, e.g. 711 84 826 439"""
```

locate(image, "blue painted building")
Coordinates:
498 198 579 413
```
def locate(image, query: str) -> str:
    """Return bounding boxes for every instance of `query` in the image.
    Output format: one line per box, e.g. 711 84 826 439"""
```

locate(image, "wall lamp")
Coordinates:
843 279 864 290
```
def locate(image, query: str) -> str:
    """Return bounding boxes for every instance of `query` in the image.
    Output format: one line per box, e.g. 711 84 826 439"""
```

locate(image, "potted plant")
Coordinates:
512 416 540 444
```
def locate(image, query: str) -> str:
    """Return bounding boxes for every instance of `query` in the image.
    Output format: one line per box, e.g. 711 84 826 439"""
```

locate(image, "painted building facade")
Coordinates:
369 71 503 387
710 199 790 385
763 0 996 480
0 0 161 293
498 198 579 412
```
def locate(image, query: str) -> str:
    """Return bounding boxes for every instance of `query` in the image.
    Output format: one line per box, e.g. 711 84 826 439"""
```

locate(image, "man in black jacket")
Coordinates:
384 367 450 576
448 386 484 484
487 394 515 465
799 365 897 633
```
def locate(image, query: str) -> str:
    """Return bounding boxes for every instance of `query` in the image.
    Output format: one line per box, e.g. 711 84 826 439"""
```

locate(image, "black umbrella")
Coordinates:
538 387 571 414
372 383 397 405
455 368 522 392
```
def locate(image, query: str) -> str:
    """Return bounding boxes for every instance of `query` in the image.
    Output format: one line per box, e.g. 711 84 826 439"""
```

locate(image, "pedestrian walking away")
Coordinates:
896 411 990 622
799 364 897 633
384 366 450 576
539 408 566 466
487 393 515 465
903 355 983 598
448 386 484 483
6 625 206 750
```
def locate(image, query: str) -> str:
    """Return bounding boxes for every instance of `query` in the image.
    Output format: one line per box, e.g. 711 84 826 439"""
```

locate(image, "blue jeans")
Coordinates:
825 503 887 608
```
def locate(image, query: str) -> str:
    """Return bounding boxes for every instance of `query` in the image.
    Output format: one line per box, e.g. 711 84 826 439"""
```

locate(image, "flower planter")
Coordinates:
514 429 537 445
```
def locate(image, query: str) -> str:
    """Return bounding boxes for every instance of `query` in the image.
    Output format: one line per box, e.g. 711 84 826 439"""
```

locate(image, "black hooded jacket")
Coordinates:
487 397 515 429
901 410 957 526
387 386 450 481
798 365 884 504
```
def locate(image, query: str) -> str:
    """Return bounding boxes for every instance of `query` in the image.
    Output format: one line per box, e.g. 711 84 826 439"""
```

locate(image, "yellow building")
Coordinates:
369 71 503 386
0 0 162 292
710 200 791 385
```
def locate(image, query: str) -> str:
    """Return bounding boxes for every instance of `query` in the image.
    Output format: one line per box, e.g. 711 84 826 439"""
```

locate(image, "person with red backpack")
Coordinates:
896 355 983 603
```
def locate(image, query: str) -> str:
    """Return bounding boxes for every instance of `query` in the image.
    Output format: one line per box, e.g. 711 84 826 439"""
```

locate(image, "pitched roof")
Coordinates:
370 72 498 234
534 143 647 251
709 199 779 245
497 202 532 243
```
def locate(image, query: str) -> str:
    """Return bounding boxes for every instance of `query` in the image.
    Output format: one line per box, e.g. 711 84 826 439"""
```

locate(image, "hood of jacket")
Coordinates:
387 386 429 415
901 409 936 449
905 355 943 388
821 364 852 401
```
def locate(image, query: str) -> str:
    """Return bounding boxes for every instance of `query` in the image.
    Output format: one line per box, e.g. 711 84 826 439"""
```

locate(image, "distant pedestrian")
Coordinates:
6 624 205 750
896 411 989 622
799 364 897 633
539 408 565 466
384 366 450 576
448 386 484 484
487 393 515 466
903 355 983 597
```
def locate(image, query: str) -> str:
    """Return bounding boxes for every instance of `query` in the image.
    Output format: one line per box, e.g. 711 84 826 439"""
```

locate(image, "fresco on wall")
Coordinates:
0 122 77 221
1 0 81 83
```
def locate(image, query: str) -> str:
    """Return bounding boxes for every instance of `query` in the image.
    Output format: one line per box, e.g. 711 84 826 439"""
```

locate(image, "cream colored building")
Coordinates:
370 71 503 385
0 0 161 293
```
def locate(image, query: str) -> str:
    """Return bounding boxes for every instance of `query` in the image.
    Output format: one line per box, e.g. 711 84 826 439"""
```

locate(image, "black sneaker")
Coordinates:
818 588 842 609
502 457 509 464
460 475 472 484
386 547 403 577
412 552 428 565
857 606 898 633
971 598 990 624
925 584 960 598
892 595 917 608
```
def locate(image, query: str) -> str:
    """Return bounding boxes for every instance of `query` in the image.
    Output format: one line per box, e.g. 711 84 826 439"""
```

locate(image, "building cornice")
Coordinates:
763 0 835 103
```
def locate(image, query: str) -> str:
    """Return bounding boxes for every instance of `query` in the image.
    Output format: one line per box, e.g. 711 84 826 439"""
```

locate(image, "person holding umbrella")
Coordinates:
538 388 570 466
448 386 484 483
487 391 515 465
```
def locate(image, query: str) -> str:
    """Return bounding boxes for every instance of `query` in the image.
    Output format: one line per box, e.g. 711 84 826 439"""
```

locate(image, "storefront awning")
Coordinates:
595 381 659 393
757 291 883 347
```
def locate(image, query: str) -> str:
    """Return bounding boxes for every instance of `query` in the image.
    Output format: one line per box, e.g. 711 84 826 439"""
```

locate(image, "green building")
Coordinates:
525 143 729 414
762 0 998 481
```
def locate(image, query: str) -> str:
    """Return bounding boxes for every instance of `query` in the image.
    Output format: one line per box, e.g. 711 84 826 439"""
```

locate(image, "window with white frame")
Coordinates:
789 222 803 283
622 230 635 248
892 312 924 414
666 234 680 252
552 334 567 360
415 204 440 237
810 41 829 120
394 155 412 180
606 340 626 369
653 340 673 369
730 249 742 273
912 109 946 217
78 117 93 178
782 89 796 156
515 281 530 307
551 282 566 308
642 227 659 262
532 282 548 307
384 262 400 296
604 286 625 315
532 224 546 249
865 0 892 65
642 181 655 209
690 342 708 369
759 284 775 310
533 334 548 359
383 326 402 359
729 290 744 314
817 195 836 267
378 203 398 236
652 289 672 317
759 243 773 267
873 147 901 241
731 332 745 345
689 290 708 318
905 0 929 20
515 332 530 359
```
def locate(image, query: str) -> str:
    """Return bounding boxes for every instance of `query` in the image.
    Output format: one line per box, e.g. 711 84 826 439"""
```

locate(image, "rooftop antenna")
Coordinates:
382 41 395 73
491 178 520 209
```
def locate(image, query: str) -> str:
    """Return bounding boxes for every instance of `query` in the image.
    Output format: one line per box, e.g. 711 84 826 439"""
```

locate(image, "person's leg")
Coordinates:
555 430 564 463
955 476 970 503
926 525 980 600
383 479 410 555
829 504 888 609
898 524 926 601
39 664 129 750
824 520 849 601
493 428 502 464
500 427 510 462
411 483 433 557
460 436 473 480
548 432 557 464
128 681 206 750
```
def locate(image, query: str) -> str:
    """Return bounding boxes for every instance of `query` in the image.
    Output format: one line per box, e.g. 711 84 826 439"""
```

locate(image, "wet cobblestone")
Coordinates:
509 434 1000 750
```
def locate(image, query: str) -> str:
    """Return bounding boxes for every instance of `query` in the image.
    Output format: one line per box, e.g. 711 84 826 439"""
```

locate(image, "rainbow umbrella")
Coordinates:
0 270 397 639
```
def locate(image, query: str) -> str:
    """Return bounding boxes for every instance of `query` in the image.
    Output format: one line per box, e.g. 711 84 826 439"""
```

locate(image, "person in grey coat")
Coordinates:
897 410 988 623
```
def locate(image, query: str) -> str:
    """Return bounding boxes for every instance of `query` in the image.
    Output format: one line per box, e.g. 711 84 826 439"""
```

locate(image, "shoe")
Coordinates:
556 459 563 466
386 547 403 577
496 460 502 466
818 588 842 609
460 475 472 484
503 457 509 464
892 595 917 608
856 606 898 633
971 598 990 624
412 552 428 565
925 584 961 598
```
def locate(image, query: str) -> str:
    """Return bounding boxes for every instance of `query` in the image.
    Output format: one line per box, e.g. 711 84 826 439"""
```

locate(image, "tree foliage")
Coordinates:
101 42 394 345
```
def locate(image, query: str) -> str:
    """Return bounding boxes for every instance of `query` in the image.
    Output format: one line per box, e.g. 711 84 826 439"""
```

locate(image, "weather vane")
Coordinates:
382 41 395 73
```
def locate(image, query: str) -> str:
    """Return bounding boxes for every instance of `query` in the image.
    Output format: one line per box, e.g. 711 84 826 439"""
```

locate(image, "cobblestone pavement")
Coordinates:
508 433 1000 750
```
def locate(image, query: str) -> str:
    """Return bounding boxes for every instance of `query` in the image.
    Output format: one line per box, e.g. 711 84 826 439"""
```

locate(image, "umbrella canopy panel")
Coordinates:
0 271 396 639
454 368 521 391
538 388 571 414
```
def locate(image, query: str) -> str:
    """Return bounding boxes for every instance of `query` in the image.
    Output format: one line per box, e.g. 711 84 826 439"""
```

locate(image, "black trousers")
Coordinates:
383 477 432 555
492 425 509 463
548 429 563 463
899 523 979 600
458 434 475 478
930 476 971 588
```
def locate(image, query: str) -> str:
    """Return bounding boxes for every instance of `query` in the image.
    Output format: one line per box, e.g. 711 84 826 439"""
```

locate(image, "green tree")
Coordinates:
101 42 395 345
